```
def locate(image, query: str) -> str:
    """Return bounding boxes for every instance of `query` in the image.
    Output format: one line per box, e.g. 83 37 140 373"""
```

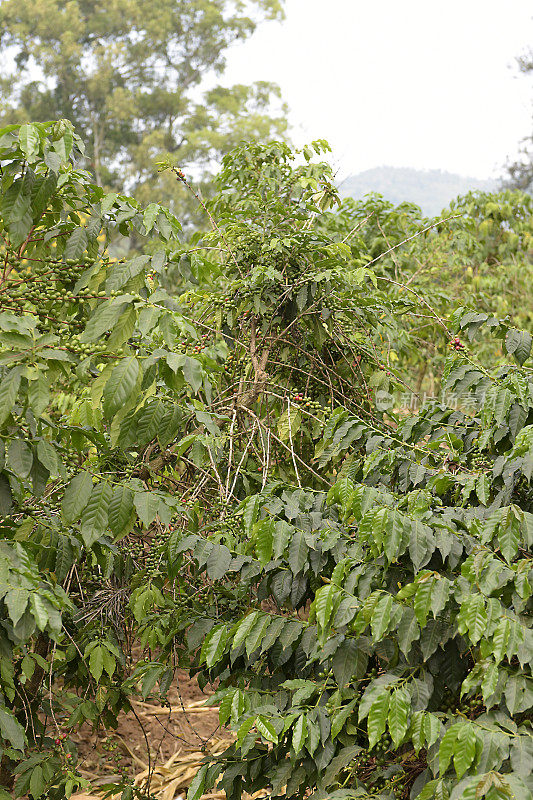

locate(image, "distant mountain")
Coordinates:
338 167 498 217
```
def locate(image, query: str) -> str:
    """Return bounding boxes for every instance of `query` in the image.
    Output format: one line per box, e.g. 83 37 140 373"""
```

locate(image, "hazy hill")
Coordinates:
338 166 497 216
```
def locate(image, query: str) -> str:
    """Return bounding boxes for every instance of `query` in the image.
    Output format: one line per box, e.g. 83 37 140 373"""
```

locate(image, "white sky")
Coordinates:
223 0 533 180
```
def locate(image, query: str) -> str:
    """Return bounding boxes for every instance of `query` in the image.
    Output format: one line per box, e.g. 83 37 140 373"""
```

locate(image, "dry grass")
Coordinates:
72 699 268 800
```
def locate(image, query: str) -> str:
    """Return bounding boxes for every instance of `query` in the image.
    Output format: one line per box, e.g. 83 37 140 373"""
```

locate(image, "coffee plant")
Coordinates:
0 122 531 800
320 189 533 395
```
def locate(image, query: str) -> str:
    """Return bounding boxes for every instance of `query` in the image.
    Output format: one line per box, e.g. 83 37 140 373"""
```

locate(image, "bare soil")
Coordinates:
73 669 228 790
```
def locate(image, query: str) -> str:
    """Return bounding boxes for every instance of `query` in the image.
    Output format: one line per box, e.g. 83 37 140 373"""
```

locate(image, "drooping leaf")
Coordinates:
102 357 140 418
62 472 93 523
367 691 390 749
80 482 112 547
0 705 26 751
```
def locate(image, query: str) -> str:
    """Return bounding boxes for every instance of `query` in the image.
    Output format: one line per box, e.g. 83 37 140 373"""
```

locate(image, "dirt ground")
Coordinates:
73 669 230 797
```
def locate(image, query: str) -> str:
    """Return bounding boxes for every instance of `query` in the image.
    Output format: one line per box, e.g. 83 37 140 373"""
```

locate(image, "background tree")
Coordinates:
504 49 533 192
0 0 288 211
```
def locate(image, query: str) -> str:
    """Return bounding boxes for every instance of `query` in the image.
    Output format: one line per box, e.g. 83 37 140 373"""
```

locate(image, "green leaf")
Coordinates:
457 594 487 645
322 744 362 788
505 328 532 366
236 716 255 746
18 123 39 161
409 520 435 571
102 357 140 418
4 588 29 626
64 226 88 260
0 367 22 426
29 765 45 799
498 506 521 563
314 584 340 638
476 474 490 505
277 407 302 443
106 305 137 349
62 472 93 523
28 373 50 417
89 645 104 683
388 688 410 747
288 531 308 574
256 715 278 744
106 255 150 292
55 536 74 582
327 476 355 517
413 575 434 626
182 357 203 394
416 779 447 800
384 510 407 561
7 439 33 478
423 713 441 750
101 646 116 678
480 660 499 703
254 520 274 565
206 544 232 580
332 639 367 686
230 690 247 725
494 388 513 426
201 625 228 667
453 724 477 778
218 691 234 726
292 714 307 754
108 484 135 537
410 711 426 754
187 764 207 800
367 691 390 749
134 491 160 528
0 473 13 515
439 725 459 775
510 736 533 777
80 299 129 342
80 482 112 547
370 594 393 641
232 612 260 651
143 204 160 234
0 705 26 750
31 594 49 630
243 494 261 535
36 439 59 476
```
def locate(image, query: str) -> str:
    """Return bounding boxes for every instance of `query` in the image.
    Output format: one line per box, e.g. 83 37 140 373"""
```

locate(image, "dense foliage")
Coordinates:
323 189 533 396
0 122 532 800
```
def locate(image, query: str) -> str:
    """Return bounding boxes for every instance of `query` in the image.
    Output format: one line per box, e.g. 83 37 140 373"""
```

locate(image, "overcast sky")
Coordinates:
223 0 533 180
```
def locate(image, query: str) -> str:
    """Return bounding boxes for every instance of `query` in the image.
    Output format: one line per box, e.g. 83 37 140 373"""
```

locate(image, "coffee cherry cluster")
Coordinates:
224 351 246 372
68 338 108 357
450 336 465 351
325 295 347 312
189 332 212 354
371 732 392 763
142 526 174 577
291 392 322 413
369 774 406 795
441 690 482 716
366 665 381 681
212 295 236 309
210 286 258 313
101 736 129 780
470 452 490 470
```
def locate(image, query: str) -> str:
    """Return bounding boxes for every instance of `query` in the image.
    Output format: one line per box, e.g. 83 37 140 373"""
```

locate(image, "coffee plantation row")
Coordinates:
0 121 531 800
